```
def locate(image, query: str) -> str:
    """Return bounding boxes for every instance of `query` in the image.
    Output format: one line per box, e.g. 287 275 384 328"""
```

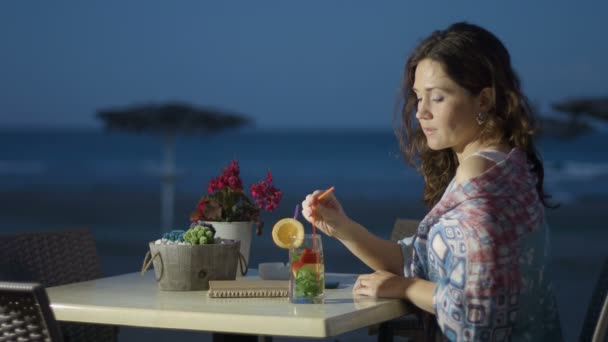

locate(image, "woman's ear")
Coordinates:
478 87 495 113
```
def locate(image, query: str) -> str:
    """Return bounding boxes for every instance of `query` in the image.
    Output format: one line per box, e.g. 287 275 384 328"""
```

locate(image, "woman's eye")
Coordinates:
432 97 444 103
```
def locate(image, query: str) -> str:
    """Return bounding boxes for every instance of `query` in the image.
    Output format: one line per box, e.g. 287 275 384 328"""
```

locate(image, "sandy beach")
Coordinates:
1 187 606 341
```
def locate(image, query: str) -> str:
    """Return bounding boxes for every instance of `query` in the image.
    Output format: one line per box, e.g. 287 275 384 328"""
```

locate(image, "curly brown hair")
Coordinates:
394 22 555 209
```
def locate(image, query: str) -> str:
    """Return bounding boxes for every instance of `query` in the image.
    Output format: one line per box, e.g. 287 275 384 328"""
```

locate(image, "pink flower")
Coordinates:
250 170 282 213
228 175 242 190
197 200 206 214
208 160 244 193
193 161 282 234
223 160 240 178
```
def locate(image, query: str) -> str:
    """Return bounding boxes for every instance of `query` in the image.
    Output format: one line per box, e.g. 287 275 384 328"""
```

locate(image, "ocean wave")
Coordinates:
545 160 608 182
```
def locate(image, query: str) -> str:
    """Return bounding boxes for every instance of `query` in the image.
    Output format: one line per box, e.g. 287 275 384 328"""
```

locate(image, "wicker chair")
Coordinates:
0 229 118 342
580 256 608 342
368 218 434 342
0 281 64 341
389 218 420 243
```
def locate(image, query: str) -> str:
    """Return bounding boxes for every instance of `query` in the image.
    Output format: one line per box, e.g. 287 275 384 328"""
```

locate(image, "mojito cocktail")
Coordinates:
289 234 324 304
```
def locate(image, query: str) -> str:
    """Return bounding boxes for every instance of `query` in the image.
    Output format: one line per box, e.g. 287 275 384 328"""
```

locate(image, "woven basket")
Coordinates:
142 240 247 291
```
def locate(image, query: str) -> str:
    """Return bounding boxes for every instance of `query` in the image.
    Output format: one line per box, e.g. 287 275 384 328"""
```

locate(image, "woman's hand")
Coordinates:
301 190 351 239
353 270 411 299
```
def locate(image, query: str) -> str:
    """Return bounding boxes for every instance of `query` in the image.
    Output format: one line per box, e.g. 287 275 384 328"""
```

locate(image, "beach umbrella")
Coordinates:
544 97 608 139
553 97 608 121
97 102 253 234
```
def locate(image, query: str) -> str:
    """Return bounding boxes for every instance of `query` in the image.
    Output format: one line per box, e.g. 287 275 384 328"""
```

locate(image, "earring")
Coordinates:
476 112 487 125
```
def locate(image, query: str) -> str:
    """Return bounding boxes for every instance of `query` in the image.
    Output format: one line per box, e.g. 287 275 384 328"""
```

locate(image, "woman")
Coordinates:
301 22 563 341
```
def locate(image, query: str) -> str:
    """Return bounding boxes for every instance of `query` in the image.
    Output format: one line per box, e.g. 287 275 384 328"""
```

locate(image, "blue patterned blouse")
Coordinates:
399 149 563 341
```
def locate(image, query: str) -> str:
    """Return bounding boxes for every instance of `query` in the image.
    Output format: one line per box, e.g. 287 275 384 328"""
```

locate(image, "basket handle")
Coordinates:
238 252 248 276
141 250 163 281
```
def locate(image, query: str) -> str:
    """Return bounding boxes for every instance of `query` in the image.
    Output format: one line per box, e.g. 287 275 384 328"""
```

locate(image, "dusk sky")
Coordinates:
1 1 607 129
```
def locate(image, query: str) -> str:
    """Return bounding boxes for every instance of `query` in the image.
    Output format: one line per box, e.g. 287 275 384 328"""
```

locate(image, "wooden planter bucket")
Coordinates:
142 240 247 291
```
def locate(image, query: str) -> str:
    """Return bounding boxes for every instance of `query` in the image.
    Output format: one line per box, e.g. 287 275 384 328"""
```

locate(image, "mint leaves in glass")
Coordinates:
289 234 324 304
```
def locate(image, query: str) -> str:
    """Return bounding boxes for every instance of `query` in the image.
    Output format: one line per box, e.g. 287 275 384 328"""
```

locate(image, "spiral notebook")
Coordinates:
207 280 289 298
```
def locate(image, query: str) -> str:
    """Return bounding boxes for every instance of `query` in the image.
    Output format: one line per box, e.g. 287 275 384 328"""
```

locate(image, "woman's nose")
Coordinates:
415 100 431 120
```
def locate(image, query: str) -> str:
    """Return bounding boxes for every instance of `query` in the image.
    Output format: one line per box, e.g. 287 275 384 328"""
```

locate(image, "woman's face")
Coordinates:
413 59 483 153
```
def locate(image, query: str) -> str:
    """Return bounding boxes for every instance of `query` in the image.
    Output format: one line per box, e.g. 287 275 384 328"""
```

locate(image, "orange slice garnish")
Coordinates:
272 218 304 249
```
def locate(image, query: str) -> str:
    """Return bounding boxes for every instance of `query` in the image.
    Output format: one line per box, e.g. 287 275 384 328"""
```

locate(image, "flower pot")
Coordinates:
204 221 253 272
143 239 245 291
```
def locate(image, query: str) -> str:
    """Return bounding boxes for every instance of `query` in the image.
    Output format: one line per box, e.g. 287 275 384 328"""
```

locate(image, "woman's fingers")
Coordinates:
303 191 323 206
353 274 373 290
352 271 393 297
313 201 331 218
301 192 316 222
301 189 348 239
353 276 376 297
301 190 333 221
353 276 363 293
354 287 374 297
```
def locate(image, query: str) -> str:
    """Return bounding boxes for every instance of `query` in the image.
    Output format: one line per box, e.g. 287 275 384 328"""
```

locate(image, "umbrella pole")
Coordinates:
161 131 176 234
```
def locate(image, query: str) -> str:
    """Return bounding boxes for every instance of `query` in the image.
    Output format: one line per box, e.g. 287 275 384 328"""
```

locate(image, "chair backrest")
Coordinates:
593 296 608 342
0 229 118 342
580 256 608 342
390 218 420 242
0 229 102 287
0 281 64 342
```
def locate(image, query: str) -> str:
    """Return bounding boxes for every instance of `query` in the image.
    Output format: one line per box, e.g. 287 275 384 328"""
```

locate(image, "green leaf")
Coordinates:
290 252 301 263
294 267 323 298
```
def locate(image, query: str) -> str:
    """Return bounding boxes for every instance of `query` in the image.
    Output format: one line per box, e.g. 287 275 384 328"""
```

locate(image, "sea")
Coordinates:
1 128 607 341
1 127 607 203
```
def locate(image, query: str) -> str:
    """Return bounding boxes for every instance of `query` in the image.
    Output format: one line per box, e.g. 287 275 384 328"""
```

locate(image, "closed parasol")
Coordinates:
97 102 253 234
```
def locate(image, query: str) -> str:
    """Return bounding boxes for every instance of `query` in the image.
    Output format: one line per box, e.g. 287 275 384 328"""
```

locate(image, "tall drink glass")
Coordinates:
289 234 324 304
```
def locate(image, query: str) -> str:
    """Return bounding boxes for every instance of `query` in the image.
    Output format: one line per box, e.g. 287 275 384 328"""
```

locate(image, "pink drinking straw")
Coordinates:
312 186 336 282
317 186 335 201
293 204 300 220
311 185 335 224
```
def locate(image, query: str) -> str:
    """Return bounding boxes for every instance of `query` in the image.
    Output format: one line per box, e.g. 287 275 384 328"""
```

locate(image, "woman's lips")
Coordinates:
422 127 436 135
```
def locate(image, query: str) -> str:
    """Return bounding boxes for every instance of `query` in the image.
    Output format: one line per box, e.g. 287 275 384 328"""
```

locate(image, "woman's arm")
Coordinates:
338 220 405 275
404 277 437 314
353 270 437 314
301 191 405 275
